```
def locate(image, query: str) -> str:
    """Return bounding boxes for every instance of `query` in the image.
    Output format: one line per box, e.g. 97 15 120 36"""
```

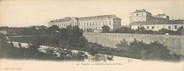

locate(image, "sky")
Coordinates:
0 0 184 27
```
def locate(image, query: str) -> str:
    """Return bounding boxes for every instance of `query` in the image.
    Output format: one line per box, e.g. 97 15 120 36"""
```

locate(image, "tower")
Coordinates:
129 9 153 23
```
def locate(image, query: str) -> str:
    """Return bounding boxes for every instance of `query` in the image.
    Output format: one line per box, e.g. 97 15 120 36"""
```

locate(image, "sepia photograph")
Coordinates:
0 0 184 71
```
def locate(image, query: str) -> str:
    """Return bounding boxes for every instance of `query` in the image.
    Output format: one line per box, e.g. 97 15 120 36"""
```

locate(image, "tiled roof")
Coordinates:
50 15 120 22
78 14 117 20
50 17 73 22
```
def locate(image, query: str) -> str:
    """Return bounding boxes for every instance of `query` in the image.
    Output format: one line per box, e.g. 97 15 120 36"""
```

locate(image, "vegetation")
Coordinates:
1 25 183 35
0 25 183 61
113 26 184 35
0 25 113 61
115 39 182 60
0 26 48 35
102 25 110 33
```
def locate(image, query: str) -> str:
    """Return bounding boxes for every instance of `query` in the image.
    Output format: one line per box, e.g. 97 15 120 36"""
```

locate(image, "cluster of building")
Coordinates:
48 9 184 32
130 9 184 31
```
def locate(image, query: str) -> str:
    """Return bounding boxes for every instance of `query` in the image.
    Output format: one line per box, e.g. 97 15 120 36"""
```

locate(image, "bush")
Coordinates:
115 27 135 33
115 39 180 60
102 25 110 33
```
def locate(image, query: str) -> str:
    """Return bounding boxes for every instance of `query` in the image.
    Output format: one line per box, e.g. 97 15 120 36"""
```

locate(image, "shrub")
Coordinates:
115 39 179 60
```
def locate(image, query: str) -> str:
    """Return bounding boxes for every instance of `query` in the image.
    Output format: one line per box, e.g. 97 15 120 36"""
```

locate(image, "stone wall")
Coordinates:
83 33 184 55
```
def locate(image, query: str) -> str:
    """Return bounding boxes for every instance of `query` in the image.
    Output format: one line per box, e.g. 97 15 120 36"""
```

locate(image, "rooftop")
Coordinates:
50 14 120 22
131 9 152 16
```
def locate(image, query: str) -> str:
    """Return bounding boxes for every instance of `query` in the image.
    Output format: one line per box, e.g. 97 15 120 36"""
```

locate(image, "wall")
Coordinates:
83 33 184 55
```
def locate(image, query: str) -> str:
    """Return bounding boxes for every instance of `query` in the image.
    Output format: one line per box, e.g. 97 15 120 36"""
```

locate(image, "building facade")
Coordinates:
48 15 121 32
130 9 184 31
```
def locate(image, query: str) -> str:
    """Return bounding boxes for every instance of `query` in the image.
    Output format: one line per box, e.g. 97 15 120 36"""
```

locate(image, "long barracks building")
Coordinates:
48 15 121 32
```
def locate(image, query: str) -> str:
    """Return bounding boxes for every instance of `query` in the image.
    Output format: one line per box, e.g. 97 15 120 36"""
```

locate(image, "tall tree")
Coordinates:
176 26 184 35
102 25 110 33
47 25 60 34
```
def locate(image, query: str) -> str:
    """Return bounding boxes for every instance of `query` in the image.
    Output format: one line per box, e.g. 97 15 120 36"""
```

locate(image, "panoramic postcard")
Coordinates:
0 0 183 71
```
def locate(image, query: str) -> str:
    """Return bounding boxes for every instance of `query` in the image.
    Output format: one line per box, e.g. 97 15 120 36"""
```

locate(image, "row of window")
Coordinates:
80 27 101 30
54 24 102 30
78 21 111 26
139 25 180 30
53 21 112 27
55 23 79 28
132 13 145 16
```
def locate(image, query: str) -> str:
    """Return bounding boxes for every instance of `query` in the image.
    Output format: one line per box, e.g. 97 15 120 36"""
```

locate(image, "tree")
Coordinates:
129 39 146 54
86 43 100 56
115 39 172 60
66 25 72 31
102 25 110 33
115 27 134 33
148 41 170 59
72 26 83 37
0 33 8 49
135 26 146 34
57 25 88 50
116 39 129 51
176 26 184 35
156 28 174 35
47 25 60 34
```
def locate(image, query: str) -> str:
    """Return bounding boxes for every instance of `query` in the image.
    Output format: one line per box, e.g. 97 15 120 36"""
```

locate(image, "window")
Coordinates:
147 26 149 29
109 21 111 25
152 26 154 29
174 25 177 29
157 26 159 29
163 26 165 28
168 26 171 29
136 14 139 16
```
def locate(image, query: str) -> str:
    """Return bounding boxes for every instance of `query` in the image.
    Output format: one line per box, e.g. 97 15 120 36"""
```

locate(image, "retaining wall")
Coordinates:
84 33 184 55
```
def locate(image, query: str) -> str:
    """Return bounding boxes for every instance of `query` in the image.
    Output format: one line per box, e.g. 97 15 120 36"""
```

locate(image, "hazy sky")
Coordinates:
0 0 184 27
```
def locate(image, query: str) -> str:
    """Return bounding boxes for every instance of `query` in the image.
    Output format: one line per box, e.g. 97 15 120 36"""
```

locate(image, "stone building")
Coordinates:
130 9 184 31
48 15 121 32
